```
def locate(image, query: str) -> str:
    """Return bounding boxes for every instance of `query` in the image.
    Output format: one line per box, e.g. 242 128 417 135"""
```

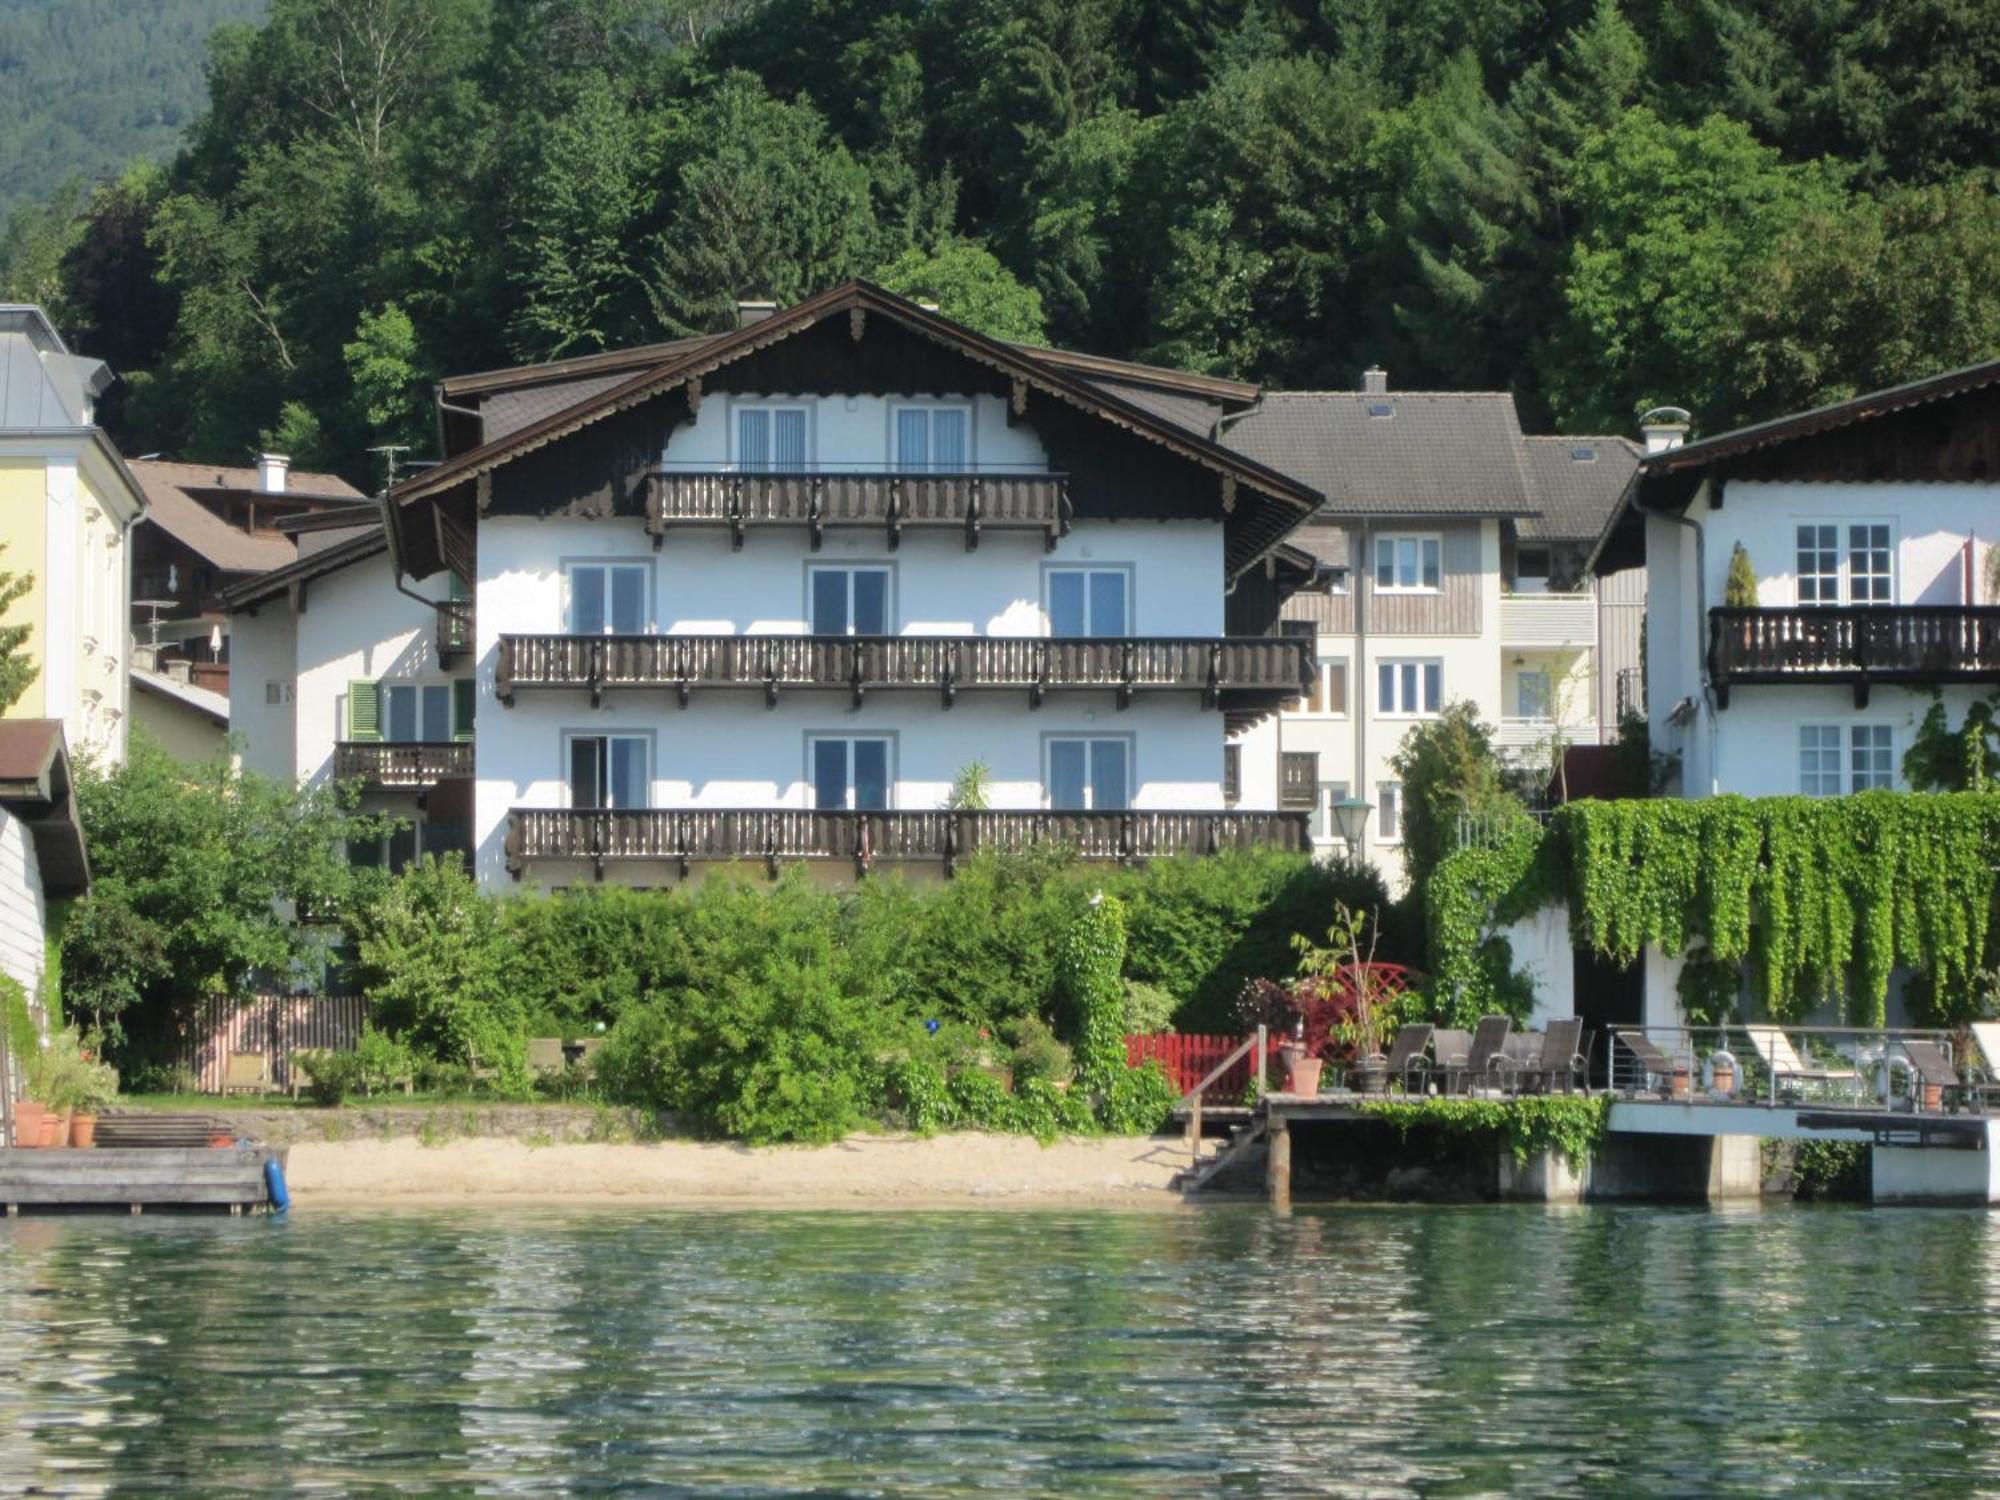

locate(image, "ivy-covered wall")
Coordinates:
1427 793 2000 1025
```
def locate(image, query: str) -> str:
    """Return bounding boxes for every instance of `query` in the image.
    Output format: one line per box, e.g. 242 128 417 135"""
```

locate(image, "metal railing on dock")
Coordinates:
1608 1024 1982 1113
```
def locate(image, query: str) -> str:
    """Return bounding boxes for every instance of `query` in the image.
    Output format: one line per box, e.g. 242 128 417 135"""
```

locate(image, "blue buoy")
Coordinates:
263 1155 291 1215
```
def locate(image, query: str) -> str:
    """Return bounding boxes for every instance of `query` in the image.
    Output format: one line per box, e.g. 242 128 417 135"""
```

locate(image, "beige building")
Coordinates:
0 307 148 765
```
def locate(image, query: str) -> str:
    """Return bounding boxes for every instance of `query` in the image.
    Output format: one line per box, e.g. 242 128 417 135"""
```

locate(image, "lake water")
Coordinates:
2 1204 1996 1495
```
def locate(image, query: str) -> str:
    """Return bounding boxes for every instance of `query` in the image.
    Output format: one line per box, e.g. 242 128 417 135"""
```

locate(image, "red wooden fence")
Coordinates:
174 993 366 1093
1125 1032 1283 1103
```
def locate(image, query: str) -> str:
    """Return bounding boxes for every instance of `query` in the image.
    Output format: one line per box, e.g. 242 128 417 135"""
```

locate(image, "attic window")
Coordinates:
1569 445 1596 462
1366 401 1394 418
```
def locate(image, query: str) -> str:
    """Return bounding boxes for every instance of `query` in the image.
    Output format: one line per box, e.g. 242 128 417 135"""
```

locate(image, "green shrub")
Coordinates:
1103 1060 1180 1135
1002 1016 1073 1086
351 1026 416 1095
1059 893 1128 1092
1122 980 1178 1035
295 1048 362 1107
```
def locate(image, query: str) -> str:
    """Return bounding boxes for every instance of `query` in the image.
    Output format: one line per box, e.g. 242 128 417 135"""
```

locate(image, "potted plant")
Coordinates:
11 1097 46 1149
1293 902 1398 1094
32 1030 118 1148
1709 1052 1737 1097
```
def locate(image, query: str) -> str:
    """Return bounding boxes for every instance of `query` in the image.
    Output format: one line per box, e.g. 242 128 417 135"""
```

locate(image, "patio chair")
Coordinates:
1744 1025 1862 1103
1376 1023 1435 1094
1427 1029 1471 1096
1528 1018 1587 1094
1967 1022 2000 1112
223 1051 271 1096
1451 1015 1512 1095
1901 1039 1967 1113
1494 1031 1544 1094
1612 1030 1685 1097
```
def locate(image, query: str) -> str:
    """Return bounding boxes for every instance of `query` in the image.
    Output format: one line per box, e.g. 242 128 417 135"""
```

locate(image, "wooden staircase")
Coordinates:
1169 1025 1272 1195
1175 1115 1269 1193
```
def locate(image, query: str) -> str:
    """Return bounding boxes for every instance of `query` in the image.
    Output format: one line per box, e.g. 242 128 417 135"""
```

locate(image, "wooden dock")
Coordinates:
0 1145 284 1214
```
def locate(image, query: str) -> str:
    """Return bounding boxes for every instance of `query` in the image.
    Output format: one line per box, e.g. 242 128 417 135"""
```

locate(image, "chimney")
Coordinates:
1360 366 1388 395
256 452 291 493
1639 406 1690 455
735 299 777 329
166 659 193 685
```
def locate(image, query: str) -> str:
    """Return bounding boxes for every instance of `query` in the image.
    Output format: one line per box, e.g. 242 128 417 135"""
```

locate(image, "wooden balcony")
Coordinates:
333 741 475 788
436 601 473 663
505 807 1311 878
1708 606 2000 707
644 470 1071 551
495 633 1313 713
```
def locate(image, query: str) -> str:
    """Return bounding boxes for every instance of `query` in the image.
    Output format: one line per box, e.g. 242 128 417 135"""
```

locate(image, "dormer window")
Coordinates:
736 405 809 472
893 404 969 472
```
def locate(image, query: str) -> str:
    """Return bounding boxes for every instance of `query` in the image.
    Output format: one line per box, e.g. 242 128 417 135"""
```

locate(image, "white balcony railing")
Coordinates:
1492 715 1599 753
1499 592 1597 648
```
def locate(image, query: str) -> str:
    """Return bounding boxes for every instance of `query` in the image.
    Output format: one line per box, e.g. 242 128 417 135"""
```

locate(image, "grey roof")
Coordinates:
1081 378 1224 437
1220 391 1536 518
481 373 644 442
1517 436 1640 542
0 305 112 429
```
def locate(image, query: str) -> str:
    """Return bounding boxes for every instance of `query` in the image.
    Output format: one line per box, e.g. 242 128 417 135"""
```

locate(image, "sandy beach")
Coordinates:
286 1132 1192 1207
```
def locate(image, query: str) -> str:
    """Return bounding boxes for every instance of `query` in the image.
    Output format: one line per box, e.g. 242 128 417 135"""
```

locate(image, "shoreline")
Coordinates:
284 1131 1193 1207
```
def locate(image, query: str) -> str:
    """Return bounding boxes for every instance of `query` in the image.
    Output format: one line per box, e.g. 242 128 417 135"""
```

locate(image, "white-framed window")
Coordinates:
1377 781 1401 843
565 562 648 635
1046 567 1130 638
1292 657 1348 717
1377 658 1443 716
1796 522 1895 605
735 404 810 472
1516 670 1552 721
567 733 650 810
1047 737 1131 811
265 680 293 706
807 565 892 635
1374 533 1442 593
810 735 892 811
1309 781 1351 841
892 403 970 472
385 683 453 743
1799 724 1895 795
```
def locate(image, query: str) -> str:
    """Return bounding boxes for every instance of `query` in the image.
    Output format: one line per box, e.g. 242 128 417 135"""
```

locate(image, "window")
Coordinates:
1292 657 1348 716
1046 568 1129 637
1512 546 1551 595
1373 533 1441 592
265 680 292 706
1798 725 1843 796
1378 782 1401 843
568 734 650 810
1280 751 1318 811
566 563 648 635
1377 658 1443 716
893 405 969 472
1222 745 1241 806
1516 670 1552 721
810 736 892 811
1800 724 1894 795
1309 781 1351 841
385 684 453 743
1797 521 1895 605
1048 738 1130 811
736 406 808 471
808 566 891 635
1851 725 1894 791
349 823 419 875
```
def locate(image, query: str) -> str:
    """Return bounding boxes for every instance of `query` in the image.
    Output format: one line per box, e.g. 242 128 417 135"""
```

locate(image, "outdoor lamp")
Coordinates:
1329 797 1372 858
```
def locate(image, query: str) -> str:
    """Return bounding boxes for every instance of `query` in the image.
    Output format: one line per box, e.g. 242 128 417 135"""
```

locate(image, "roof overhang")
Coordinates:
221 527 388 613
0 721 88 896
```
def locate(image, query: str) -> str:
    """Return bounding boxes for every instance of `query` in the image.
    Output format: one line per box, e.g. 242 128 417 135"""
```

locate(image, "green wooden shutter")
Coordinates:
452 678 475 743
348 680 380 742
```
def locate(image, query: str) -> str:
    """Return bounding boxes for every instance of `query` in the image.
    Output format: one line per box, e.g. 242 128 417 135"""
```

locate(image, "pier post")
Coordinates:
1266 1117 1291 1209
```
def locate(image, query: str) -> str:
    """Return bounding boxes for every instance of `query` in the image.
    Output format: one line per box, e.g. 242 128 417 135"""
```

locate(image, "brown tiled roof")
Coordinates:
0 719 87 895
131 459 364 504
0 719 64 784
1517 436 1640 541
1221 391 1538 519
131 461 366 574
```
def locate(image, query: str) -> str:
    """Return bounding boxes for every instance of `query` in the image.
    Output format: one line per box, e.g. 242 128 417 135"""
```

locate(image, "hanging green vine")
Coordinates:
1427 793 2000 1026
1360 1095 1611 1164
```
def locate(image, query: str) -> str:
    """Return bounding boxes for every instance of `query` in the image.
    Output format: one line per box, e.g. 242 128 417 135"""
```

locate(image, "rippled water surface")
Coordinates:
3 1204 1998 1495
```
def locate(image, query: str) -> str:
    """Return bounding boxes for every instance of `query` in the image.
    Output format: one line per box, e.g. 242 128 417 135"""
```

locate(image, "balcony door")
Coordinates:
737 407 809 472
1796 523 1893 605
893 405 969 472
1047 568 1129 638
568 734 649 810
1048 737 1130 811
567 562 647 635
809 566 891 635
810 736 891 811
387 683 452 743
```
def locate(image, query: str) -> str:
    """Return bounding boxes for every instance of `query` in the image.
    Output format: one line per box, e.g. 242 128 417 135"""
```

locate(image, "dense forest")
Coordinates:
0 0 267 224
3 0 2000 491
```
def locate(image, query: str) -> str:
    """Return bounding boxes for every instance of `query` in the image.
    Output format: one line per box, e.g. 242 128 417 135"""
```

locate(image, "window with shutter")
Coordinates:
348 680 380 742
452 678 475 742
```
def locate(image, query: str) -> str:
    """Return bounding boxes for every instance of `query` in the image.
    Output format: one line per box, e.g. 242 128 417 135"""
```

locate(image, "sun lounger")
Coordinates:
1744 1025 1862 1102
1527 1018 1586 1094
1450 1016 1512 1095
1901 1039 1966 1112
1494 1031 1544 1093
1374 1023 1435 1094
1967 1023 2000 1112
1612 1030 1686 1096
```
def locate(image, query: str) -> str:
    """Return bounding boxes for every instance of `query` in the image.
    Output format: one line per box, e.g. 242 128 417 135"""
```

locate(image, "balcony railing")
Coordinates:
645 469 1071 551
1499 592 1597 648
1279 751 1318 811
334 741 474 788
506 807 1311 877
1708 606 2000 707
436 601 473 662
495 634 1313 711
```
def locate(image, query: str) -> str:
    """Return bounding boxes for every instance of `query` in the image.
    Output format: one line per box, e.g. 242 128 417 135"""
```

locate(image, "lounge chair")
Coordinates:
224 1051 271 1096
1744 1025 1863 1103
1494 1031 1544 1093
1450 1016 1512 1095
1375 1023 1435 1094
1901 1039 1966 1113
1528 1018 1587 1094
1612 1030 1686 1097
525 1037 566 1075
1967 1022 2000 1112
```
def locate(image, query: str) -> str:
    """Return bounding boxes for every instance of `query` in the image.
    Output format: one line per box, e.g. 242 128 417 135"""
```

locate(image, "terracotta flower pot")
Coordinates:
1288 1056 1324 1096
1669 1069 1691 1100
41 1110 69 1148
68 1113 97 1149
1712 1066 1735 1097
12 1101 45 1148
1921 1081 1943 1113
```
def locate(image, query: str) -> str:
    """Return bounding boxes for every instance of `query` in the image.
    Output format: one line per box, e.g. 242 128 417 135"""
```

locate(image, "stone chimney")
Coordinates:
735 299 777 329
1360 366 1389 394
1639 406 1690 455
256 452 291 493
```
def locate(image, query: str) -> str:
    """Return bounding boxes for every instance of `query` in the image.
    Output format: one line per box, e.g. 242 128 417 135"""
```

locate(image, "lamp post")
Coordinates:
1329 796 1372 862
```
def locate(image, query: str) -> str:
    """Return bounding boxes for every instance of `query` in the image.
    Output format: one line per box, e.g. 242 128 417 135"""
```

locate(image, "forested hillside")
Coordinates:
4 0 2000 491
0 0 267 224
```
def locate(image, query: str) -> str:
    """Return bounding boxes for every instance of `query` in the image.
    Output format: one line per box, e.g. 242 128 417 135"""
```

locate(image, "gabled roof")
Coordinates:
221 523 387 612
0 305 111 429
394 281 1323 531
1518 436 1641 542
1220 391 1538 520
131 460 368 574
0 720 88 896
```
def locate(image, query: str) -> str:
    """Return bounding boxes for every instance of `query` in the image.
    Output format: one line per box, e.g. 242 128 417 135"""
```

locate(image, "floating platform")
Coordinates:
0 1144 286 1214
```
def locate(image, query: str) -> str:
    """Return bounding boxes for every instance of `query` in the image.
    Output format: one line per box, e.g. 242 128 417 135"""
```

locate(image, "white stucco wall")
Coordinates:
0 807 46 1005
227 604 299 782
664 391 1046 474
1504 907 1574 1028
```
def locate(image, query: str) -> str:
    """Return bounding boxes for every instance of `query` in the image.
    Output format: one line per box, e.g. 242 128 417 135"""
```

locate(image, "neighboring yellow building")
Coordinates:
0 306 148 765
